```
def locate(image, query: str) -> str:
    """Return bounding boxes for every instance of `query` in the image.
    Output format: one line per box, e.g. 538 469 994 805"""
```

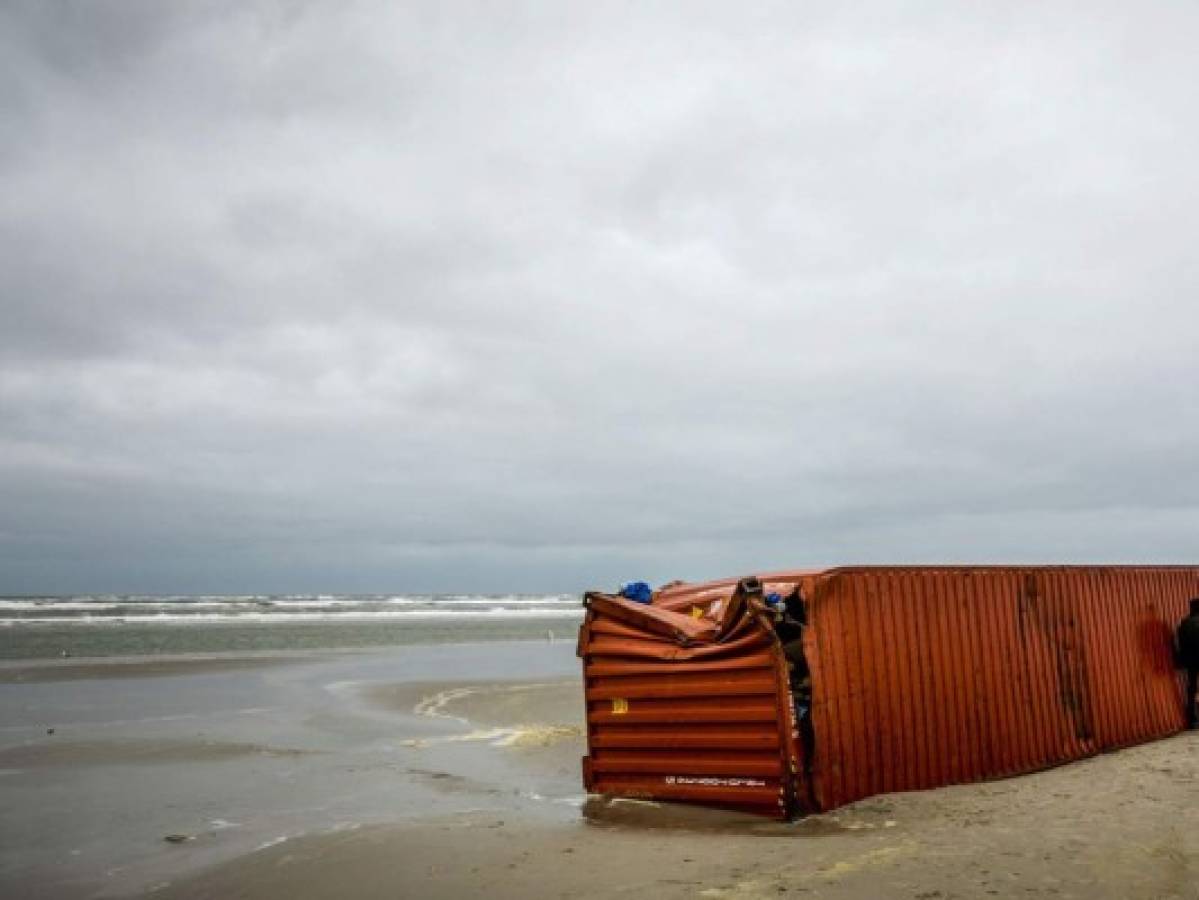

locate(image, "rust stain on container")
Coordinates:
578 566 1199 817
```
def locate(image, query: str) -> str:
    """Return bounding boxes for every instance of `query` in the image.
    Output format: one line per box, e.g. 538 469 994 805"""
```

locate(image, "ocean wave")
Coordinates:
0 600 252 611
1 607 585 626
0 594 582 621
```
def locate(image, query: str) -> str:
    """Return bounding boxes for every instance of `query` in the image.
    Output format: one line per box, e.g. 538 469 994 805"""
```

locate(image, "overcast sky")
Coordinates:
2 2 1197 594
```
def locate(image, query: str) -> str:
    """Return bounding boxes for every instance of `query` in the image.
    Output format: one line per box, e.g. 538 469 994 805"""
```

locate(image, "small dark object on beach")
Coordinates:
46 728 54 735
163 834 192 844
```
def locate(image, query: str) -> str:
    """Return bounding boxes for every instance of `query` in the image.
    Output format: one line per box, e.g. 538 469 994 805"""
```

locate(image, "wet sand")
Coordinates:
0 642 584 899
0 654 309 683
0 738 313 769
143 731 1199 900
2 643 1197 899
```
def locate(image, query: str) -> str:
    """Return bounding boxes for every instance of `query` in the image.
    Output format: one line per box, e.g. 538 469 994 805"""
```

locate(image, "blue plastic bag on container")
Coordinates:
619 581 653 604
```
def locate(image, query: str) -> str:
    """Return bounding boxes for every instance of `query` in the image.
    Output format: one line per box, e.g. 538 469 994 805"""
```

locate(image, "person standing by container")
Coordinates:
1178 599 1199 728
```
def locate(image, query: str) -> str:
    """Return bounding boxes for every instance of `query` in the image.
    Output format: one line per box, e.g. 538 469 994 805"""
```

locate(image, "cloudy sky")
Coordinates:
2 2 1197 594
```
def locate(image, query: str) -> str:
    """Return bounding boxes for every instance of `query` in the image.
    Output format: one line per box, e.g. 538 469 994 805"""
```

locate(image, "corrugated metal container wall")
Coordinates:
579 566 1199 817
578 584 801 818
804 566 1199 811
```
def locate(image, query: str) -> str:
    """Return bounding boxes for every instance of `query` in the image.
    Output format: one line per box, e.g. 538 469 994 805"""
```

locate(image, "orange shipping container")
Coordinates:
577 566 1199 818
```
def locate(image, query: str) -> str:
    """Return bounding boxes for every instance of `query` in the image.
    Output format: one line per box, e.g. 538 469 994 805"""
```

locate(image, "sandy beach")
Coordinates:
2 641 1197 900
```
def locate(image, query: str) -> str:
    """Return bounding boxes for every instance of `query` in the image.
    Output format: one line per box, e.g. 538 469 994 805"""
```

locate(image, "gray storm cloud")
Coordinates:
2 2 1197 592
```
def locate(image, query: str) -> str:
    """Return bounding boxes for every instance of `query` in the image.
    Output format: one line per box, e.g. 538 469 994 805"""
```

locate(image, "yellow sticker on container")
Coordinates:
610 698 628 715
691 606 704 618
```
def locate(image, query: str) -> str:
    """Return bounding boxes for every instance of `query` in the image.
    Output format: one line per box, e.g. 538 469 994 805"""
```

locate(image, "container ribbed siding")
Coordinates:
578 566 1199 818
804 566 1198 811
577 588 801 818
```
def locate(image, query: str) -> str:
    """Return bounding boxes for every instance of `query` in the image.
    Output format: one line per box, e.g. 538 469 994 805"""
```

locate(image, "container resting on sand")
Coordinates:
577 565 1199 818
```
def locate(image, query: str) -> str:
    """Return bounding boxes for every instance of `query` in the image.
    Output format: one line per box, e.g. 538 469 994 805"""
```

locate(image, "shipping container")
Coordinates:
577 566 1199 818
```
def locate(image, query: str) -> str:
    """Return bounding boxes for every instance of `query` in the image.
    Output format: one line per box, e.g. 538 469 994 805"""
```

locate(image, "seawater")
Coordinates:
0 594 584 659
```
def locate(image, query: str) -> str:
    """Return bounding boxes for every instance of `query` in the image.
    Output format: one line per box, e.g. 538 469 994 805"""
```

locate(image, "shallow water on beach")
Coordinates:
0 641 586 898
